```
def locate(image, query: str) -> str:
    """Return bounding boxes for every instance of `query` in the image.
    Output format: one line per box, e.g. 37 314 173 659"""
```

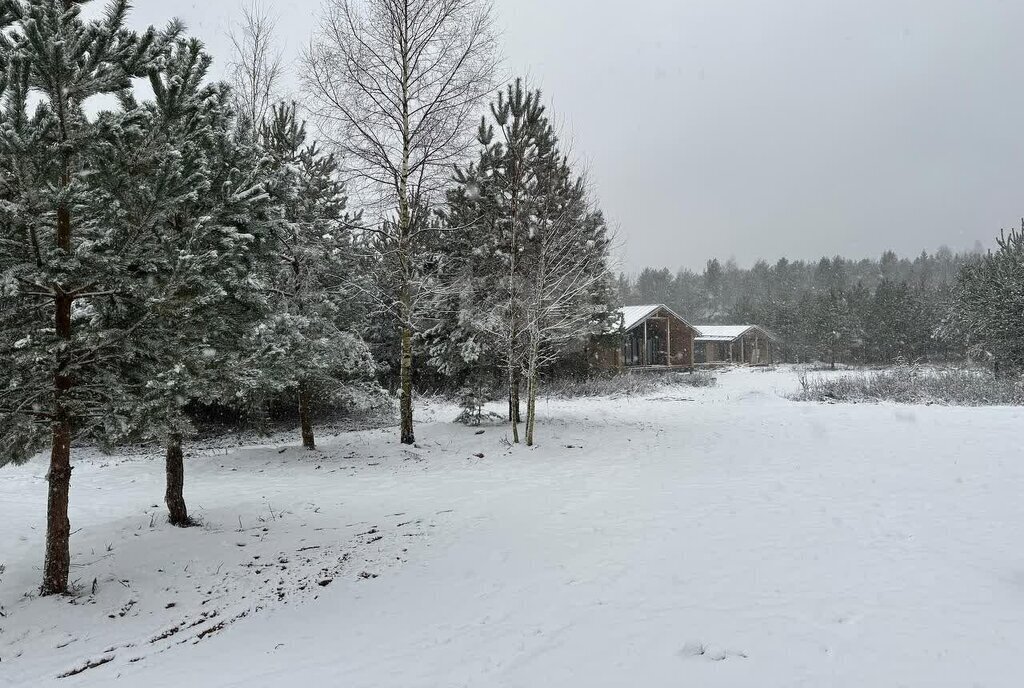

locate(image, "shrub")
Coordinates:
454 383 506 426
793 366 1024 406
542 370 716 399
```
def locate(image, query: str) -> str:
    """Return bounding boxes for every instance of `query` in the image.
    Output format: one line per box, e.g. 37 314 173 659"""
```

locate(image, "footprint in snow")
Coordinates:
678 641 747 661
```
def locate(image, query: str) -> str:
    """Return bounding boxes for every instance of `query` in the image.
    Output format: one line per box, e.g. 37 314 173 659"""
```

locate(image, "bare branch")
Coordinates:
228 2 286 127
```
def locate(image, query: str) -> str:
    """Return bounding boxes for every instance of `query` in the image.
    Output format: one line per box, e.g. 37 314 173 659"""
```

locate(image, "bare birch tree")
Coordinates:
228 2 285 128
522 206 614 446
304 0 498 444
519 124 614 446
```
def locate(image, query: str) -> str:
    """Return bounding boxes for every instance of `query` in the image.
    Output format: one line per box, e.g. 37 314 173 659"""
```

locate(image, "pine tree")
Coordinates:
97 38 276 527
809 288 859 369
419 183 505 422
945 224 1024 374
256 102 379 450
441 80 614 445
0 0 180 594
460 79 548 441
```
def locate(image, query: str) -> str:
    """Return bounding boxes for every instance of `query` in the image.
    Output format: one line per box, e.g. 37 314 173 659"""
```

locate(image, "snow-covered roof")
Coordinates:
618 305 692 332
695 325 778 342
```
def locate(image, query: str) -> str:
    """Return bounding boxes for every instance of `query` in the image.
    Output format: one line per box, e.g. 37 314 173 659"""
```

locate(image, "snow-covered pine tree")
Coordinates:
450 79 549 442
864 279 919 363
0 0 179 595
93 38 275 527
421 181 500 412
256 102 379 450
439 80 615 444
808 288 860 369
415 221 477 386
945 223 1024 374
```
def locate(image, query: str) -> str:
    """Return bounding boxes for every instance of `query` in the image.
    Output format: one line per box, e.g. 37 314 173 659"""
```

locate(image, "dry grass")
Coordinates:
542 370 716 399
793 366 1024 406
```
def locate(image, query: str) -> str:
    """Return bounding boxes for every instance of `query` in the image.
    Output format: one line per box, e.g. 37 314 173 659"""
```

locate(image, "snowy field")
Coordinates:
2 366 1024 687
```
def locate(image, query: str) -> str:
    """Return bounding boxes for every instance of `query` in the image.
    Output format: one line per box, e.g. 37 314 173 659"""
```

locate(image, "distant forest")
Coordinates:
617 247 982 365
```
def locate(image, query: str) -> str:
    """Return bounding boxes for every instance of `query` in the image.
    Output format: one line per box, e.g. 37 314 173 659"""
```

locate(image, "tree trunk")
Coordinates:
508 370 522 424
165 434 191 527
506 283 520 442
508 355 520 444
298 382 315 450
525 343 539 447
396 33 416 447
399 322 415 445
42 413 72 596
507 157 521 441
41 202 73 596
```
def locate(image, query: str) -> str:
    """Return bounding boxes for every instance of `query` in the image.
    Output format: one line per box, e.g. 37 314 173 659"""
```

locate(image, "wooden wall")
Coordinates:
737 330 775 364
665 311 696 367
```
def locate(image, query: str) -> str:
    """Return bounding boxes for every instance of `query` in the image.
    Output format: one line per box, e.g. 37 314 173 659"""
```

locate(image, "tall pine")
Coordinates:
0 0 178 595
100 38 274 526
256 102 378 450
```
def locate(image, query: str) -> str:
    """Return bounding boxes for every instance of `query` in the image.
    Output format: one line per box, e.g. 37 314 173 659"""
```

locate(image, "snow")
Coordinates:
618 304 662 330
3 366 1024 687
694 324 758 341
619 304 691 331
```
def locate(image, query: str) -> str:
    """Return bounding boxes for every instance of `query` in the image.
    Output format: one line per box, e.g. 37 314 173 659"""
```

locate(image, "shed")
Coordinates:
694 325 779 365
597 304 697 369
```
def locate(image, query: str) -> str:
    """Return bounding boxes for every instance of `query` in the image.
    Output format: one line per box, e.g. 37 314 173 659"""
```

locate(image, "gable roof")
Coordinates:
695 325 779 342
618 304 693 332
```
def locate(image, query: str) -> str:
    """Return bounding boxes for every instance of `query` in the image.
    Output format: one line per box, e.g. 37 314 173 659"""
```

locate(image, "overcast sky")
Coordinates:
125 1 1024 273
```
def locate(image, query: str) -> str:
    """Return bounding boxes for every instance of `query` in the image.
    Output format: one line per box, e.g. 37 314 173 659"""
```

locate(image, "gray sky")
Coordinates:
127 0 1024 272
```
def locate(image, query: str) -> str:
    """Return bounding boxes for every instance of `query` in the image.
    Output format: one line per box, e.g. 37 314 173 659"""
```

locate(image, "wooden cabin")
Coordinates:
694 325 778 365
592 304 697 370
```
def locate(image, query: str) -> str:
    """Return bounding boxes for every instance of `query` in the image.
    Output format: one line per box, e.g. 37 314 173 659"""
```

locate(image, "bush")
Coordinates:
804 361 857 372
454 382 506 426
542 370 716 399
681 370 718 388
793 366 1024 406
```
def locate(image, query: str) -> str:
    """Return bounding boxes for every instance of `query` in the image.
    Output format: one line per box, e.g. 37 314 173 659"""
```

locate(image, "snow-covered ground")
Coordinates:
3 366 1024 687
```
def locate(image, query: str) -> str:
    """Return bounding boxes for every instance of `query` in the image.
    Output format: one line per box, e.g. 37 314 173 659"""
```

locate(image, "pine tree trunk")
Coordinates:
506 287 520 437
298 382 315 450
42 206 73 596
165 434 191 527
42 412 72 596
507 170 521 440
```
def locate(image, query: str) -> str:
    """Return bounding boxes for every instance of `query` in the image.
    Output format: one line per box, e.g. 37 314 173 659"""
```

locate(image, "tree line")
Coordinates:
0 0 614 596
618 248 987 366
